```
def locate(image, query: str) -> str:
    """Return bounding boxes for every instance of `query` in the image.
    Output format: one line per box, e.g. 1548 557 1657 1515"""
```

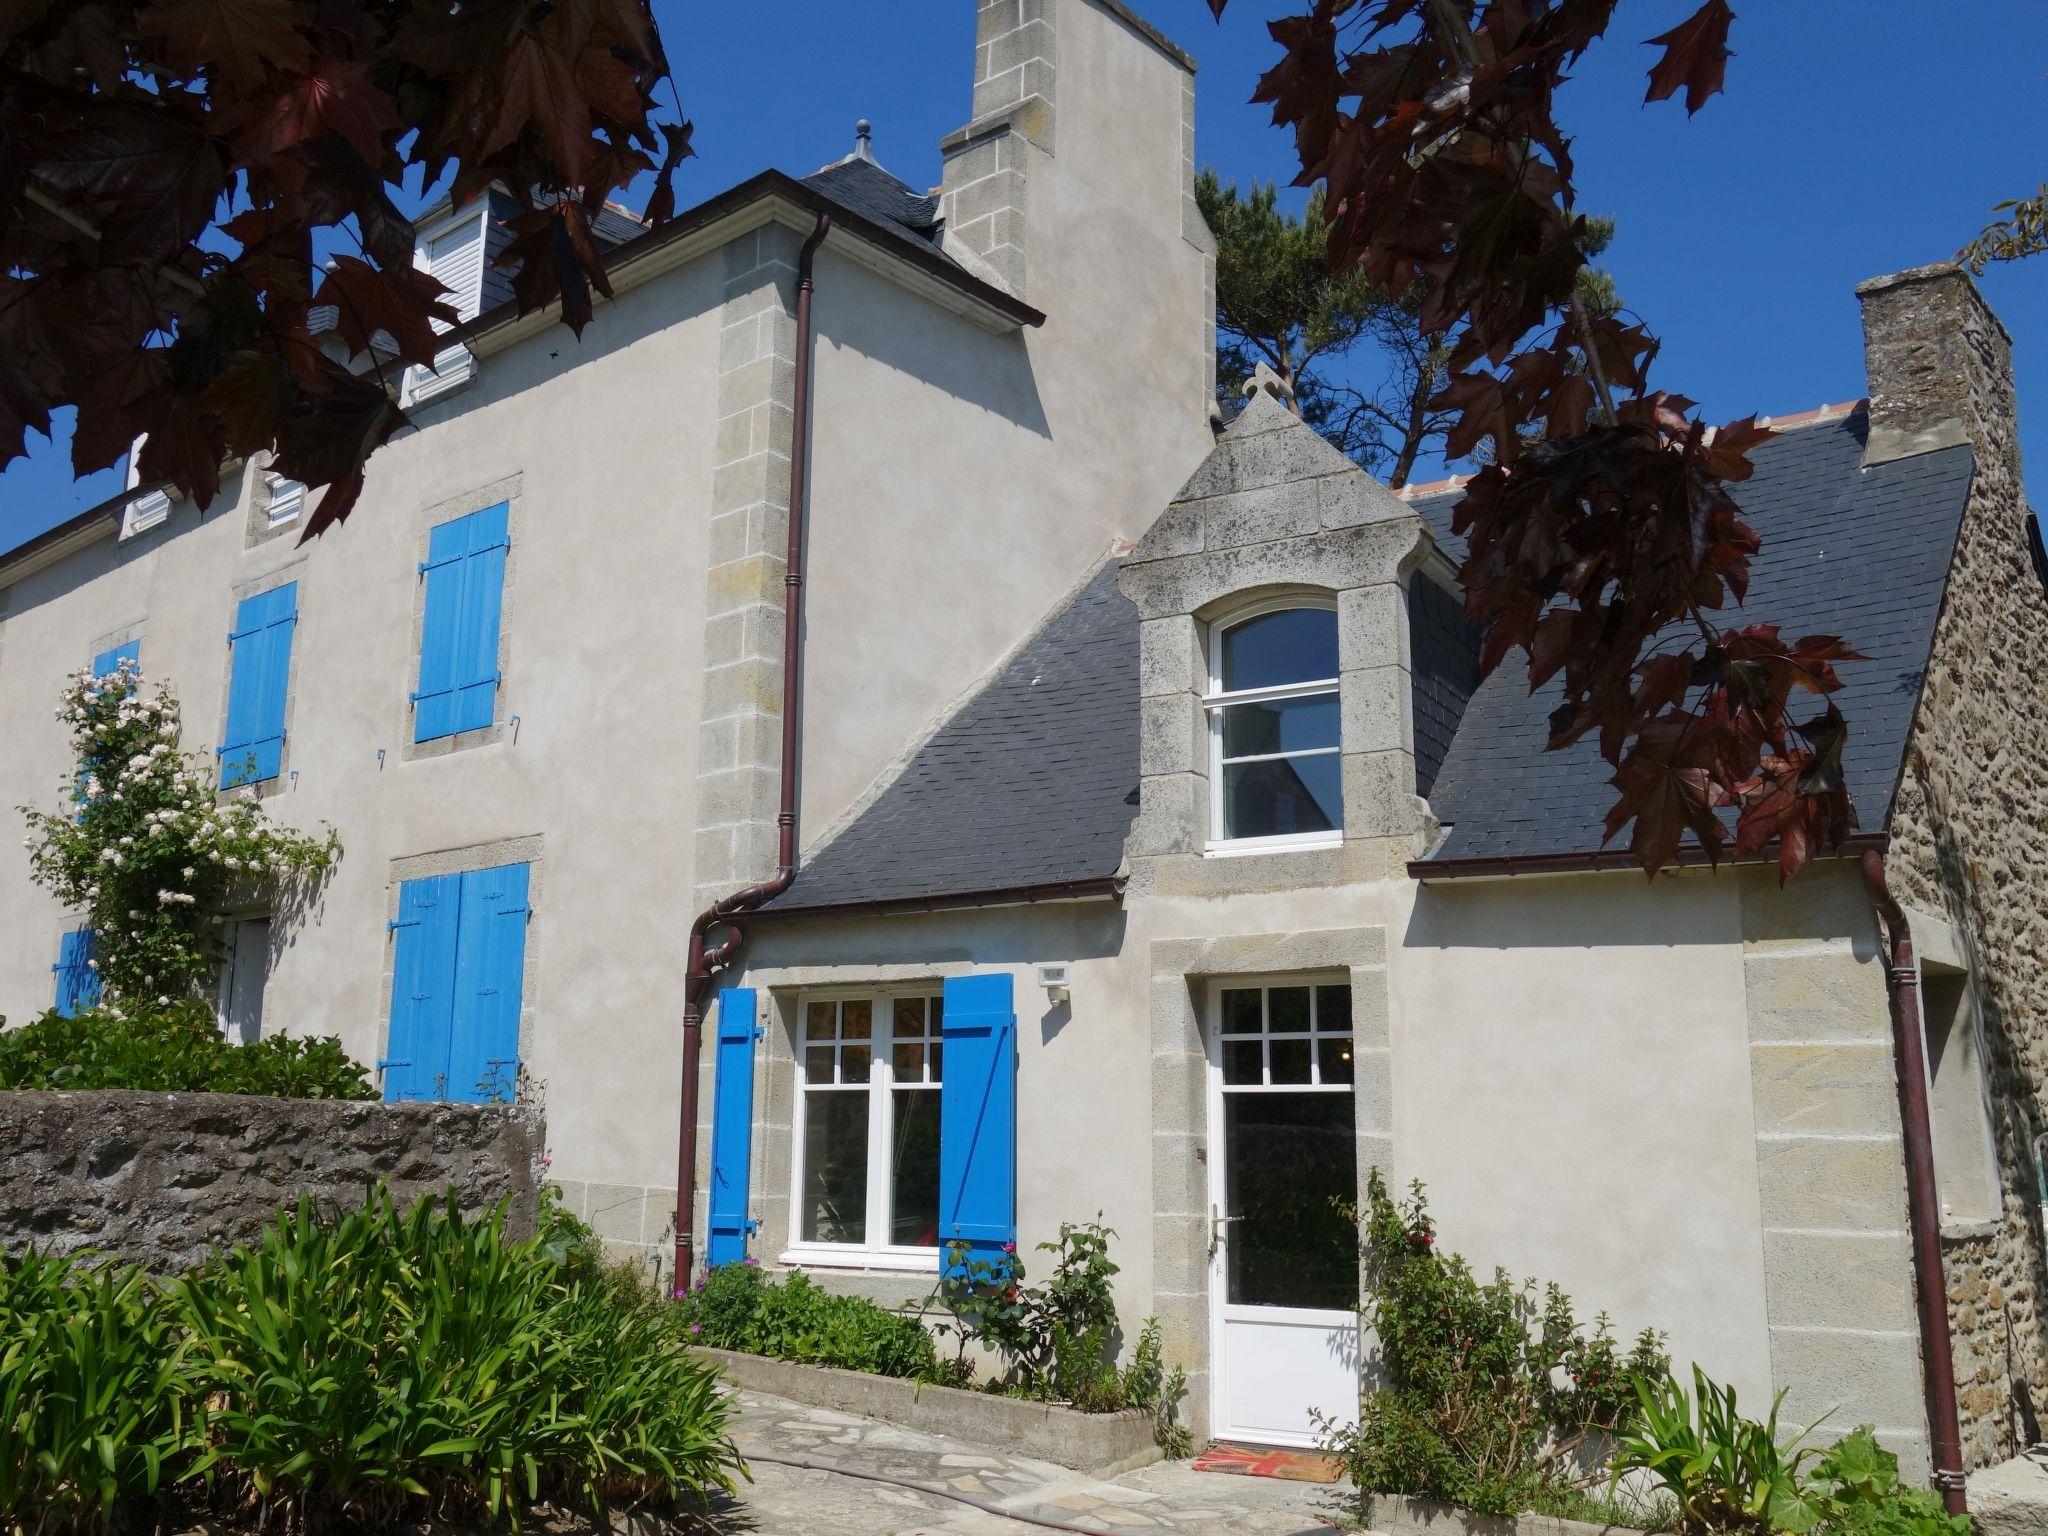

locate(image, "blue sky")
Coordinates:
3 0 2043 554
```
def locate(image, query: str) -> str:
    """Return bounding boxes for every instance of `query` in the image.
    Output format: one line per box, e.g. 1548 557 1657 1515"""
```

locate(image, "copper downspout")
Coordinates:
672 212 830 1294
1861 848 1969 1514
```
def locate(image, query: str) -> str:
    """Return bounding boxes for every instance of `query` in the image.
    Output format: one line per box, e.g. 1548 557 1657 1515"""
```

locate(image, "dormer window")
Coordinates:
1206 601 1342 851
402 200 489 405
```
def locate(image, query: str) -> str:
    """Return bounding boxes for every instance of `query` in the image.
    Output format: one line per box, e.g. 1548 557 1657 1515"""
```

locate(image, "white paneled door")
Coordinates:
1207 977 1363 1447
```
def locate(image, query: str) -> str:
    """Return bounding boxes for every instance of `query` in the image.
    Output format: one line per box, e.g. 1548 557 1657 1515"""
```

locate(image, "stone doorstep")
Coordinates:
690 1347 1163 1479
1360 1494 1650 1536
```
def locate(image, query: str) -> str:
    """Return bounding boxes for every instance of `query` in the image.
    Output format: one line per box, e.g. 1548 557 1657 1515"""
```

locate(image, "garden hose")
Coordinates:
744 1449 1347 1536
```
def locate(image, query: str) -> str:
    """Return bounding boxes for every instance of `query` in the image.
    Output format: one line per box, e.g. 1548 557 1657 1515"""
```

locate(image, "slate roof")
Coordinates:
313 163 942 355
766 562 1140 913
1415 410 1976 864
801 158 943 247
765 407 1977 911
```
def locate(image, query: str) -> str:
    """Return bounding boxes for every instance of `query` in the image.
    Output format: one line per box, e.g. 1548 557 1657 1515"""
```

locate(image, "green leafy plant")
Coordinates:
924 1223 1191 1453
1614 1381 1968 1536
929 1219 1123 1397
0 1000 373 1098
1801 1428 1972 1536
677 1260 937 1381
1121 1317 1193 1459
20 662 338 1006
1320 1171 1669 1517
1611 1366 1817 1534
0 1250 200 1526
0 1188 740 1532
173 1190 740 1524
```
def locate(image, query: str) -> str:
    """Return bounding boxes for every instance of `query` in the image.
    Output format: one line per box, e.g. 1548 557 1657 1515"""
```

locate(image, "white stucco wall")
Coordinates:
0 0 1214 1216
0 261 725 1201
724 862 1786 1421
1396 868 1777 1405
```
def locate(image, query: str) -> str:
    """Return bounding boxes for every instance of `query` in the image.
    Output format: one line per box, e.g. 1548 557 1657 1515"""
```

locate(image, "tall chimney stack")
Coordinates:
1856 261 2020 479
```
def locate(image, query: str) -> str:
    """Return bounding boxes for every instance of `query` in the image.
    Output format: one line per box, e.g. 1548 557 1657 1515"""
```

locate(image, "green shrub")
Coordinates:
1612 1365 1815 1534
925 1223 1191 1452
930 1218 1123 1398
1612 1375 1969 1536
0 1000 374 1098
1319 1171 1669 1517
1801 1427 1971 1536
19 662 337 1005
175 1191 738 1523
0 1250 199 1525
0 1189 741 1532
679 1261 937 1380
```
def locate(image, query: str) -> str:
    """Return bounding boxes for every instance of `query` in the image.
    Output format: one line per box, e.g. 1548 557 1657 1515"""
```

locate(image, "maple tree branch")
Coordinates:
1569 290 1618 424
22 187 208 300
1426 0 1479 63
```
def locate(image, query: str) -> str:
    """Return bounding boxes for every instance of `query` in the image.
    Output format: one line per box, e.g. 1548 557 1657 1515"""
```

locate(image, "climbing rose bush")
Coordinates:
20 661 337 1005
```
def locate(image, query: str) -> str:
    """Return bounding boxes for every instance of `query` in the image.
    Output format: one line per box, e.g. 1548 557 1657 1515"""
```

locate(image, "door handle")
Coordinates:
1209 1204 1241 1252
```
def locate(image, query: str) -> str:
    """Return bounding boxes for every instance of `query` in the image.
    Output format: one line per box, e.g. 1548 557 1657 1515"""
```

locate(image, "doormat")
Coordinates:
1190 1443 1345 1483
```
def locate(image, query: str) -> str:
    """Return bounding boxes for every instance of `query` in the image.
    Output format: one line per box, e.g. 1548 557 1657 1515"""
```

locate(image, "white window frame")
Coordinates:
783 987 945 1272
1210 973 1357 1096
400 201 488 407
1205 596 1344 855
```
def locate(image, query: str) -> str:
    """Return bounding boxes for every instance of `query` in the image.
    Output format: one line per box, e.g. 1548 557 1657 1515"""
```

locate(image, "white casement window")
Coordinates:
261 470 304 529
1205 599 1343 852
401 201 488 406
785 990 944 1268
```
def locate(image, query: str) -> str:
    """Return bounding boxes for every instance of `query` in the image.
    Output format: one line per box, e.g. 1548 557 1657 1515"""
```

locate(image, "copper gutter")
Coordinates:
1861 848 1968 1514
672 211 830 1294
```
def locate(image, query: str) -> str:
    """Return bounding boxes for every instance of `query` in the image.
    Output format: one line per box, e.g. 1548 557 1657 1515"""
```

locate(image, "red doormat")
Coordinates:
1191 1443 1345 1483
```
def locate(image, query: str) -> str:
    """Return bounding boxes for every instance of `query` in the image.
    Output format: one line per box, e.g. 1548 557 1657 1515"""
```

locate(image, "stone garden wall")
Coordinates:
0 1090 544 1271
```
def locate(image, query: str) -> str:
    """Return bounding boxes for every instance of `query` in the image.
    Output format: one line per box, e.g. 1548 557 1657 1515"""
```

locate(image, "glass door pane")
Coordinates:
1223 1092 1359 1309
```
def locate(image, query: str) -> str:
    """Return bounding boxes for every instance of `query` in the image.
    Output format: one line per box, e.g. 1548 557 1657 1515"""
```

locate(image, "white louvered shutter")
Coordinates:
404 208 487 403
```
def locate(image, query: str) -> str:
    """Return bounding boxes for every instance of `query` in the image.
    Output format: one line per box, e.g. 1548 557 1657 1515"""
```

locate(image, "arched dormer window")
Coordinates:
1205 599 1342 851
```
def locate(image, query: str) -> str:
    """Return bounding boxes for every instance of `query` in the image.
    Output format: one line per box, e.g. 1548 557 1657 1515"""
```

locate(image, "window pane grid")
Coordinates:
796 991 944 1253
1218 984 1354 1091
1207 605 1344 844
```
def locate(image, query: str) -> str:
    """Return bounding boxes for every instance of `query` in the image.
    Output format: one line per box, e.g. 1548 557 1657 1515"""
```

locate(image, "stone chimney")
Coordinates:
1856 261 2020 479
935 0 1204 308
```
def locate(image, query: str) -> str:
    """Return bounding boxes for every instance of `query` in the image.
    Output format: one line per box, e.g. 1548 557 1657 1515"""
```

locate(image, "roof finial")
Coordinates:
853 119 875 163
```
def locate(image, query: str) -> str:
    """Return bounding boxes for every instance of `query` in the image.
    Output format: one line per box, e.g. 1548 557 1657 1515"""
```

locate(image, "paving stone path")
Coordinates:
711 1388 1360 1535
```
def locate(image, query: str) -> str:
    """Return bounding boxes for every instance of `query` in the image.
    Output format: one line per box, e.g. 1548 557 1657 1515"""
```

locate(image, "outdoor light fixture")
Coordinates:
1035 962 1070 1002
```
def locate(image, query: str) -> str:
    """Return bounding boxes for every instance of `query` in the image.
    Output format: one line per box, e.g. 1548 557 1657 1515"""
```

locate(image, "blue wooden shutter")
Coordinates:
91 640 139 678
51 928 100 1017
413 502 508 742
219 583 297 786
448 862 529 1103
939 972 1017 1272
384 874 460 1101
706 987 758 1268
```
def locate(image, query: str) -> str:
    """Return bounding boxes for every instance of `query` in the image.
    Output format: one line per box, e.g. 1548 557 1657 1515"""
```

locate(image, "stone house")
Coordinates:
718 253 2046 1476
1 0 2045 1494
